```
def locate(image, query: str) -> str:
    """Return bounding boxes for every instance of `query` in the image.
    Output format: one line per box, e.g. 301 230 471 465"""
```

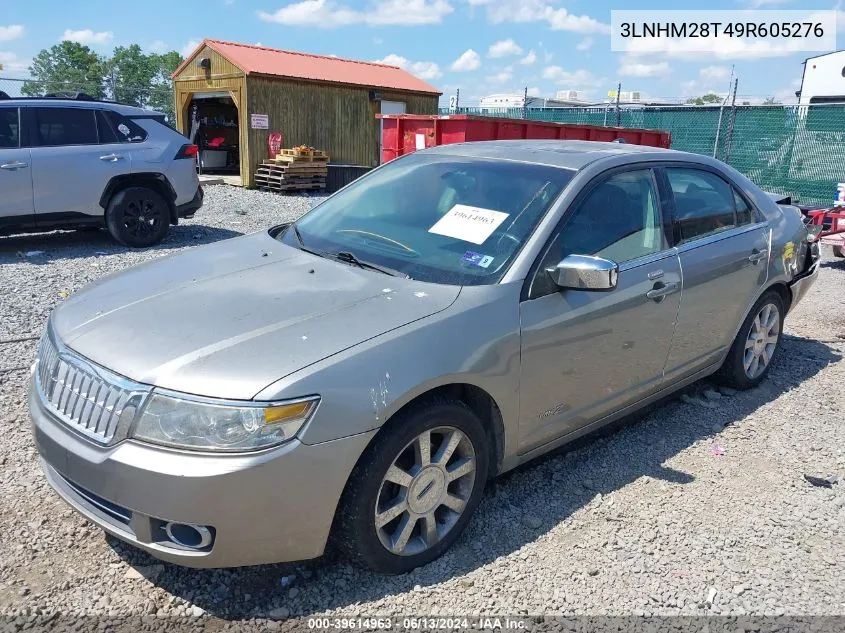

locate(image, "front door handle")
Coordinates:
646 281 680 301
748 249 768 264
0 161 28 170
99 154 123 162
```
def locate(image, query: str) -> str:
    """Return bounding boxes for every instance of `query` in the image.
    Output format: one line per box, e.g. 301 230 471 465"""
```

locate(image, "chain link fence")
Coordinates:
440 104 845 206
0 77 176 123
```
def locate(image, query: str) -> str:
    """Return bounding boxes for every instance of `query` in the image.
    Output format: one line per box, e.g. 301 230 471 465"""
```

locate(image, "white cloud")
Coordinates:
479 0 610 34
451 49 481 71
488 38 522 57
0 51 30 76
61 29 113 45
180 39 202 57
542 65 601 87
374 53 442 80
258 0 454 27
485 68 513 83
147 40 168 54
527 86 541 96
576 37 593 51
519 50 536 65
0 25 24 42
619 59 670 77
700 65 731 81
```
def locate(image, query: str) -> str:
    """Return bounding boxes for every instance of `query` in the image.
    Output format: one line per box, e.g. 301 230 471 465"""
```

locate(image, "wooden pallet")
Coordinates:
268 154 330 163
278 148 329 159
256 182 325 192
259 160 327 175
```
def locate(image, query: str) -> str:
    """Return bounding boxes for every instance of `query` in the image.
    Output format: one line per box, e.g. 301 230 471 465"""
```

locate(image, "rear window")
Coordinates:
98 110 147 143
32 107 97 147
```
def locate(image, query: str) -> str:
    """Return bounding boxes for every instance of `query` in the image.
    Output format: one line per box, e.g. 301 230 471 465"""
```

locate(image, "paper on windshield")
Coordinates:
428 204 510 245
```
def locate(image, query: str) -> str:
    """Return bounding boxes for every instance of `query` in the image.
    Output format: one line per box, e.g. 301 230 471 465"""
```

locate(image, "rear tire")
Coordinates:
716 290 784 390
335 398 489 574
105 187 170 248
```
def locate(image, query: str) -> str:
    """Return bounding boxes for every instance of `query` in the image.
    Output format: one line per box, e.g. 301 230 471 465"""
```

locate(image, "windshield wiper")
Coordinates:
333 251 409 278
288 224 328 258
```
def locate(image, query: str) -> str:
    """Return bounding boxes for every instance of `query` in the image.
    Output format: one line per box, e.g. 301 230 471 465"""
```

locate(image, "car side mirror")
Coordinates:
546 254 619 291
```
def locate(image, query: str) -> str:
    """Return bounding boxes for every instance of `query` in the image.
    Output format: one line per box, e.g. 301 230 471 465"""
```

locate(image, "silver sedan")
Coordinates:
30 140 819 573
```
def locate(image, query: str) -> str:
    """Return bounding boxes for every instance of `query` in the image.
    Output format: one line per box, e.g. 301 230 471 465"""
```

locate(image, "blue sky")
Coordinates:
1 0 843 104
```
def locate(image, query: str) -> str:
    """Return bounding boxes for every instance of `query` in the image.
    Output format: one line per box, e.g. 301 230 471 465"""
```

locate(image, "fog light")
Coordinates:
163 522 213 549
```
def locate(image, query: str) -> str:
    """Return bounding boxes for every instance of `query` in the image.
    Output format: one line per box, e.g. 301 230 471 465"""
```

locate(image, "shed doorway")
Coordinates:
188 92 241 185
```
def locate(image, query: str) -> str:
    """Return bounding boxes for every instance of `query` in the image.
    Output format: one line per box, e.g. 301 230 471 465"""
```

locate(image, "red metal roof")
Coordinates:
173 39 441 95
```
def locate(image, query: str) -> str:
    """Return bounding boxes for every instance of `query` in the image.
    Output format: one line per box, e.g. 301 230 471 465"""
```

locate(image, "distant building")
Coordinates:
478 91 593 109
797 50 845 105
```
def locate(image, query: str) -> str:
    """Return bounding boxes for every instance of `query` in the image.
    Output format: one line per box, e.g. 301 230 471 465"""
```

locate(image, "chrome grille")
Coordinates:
36 333 149 444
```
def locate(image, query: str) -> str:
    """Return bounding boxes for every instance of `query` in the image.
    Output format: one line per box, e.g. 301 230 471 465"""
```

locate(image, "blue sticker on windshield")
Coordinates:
462 251 494 269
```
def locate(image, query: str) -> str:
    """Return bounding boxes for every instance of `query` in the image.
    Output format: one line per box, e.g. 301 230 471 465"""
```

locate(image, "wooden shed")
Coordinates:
171 39 441 189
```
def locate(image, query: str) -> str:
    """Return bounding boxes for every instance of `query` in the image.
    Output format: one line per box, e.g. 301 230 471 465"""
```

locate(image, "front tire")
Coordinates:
717 290 785 389
335 398 489 574
105 187 170 248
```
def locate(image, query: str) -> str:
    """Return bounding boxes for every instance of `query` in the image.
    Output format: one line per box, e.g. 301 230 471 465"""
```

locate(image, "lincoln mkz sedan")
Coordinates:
30 140 819 573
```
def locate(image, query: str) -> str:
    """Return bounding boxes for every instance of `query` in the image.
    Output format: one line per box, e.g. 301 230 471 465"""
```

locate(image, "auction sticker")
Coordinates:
461 251 495 268
429 204 509 245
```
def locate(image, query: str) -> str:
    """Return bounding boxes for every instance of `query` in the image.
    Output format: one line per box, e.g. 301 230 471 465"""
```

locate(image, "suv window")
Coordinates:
32 107 97 147
529 169 666 298
98 110 148 143
0 108 19 148
667 168 752 243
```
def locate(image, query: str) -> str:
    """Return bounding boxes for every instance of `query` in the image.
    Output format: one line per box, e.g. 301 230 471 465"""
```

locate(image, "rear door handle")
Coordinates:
646 281 680 301
748 249 768 263
99 154 123 162
0 161 28 169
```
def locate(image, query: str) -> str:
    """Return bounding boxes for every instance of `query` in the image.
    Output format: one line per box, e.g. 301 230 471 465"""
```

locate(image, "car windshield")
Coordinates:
279 153 573 285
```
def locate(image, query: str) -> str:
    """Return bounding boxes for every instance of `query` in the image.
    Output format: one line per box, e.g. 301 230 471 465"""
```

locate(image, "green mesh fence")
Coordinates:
439 105 845 206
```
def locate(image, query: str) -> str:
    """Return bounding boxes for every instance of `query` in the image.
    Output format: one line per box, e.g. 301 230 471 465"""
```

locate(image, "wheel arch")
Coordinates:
100 173 178 224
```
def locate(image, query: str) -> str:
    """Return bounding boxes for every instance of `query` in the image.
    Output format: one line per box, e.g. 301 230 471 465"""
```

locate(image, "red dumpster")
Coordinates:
377 114 671 164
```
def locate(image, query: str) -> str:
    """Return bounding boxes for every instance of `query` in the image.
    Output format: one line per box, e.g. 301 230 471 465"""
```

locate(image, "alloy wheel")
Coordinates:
374 427 477 557
123 198 163 239
743 302 780 379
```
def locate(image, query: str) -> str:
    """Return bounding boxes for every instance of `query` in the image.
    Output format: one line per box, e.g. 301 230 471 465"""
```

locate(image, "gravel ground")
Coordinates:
1 185 844 630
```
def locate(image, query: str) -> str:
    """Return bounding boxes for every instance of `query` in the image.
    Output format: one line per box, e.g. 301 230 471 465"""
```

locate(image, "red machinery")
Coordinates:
804 206 845 257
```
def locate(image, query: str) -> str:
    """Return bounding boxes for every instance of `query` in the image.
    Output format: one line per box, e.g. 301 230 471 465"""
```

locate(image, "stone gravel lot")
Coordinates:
1 185 844 630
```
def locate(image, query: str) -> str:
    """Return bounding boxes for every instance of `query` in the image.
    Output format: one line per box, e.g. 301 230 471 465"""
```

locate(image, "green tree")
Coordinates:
107 44 158 106
23 41 106 98
148 51 183 121
685 93 723 106
762 96 782 105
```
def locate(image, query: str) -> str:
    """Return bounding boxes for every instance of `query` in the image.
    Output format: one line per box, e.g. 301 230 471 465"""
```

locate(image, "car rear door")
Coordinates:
660 166 769 383
0 105 34 229
27 106 131 223
518 167 681 452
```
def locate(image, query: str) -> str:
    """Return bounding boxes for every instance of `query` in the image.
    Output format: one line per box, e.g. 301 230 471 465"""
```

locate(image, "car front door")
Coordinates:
27 106 130 223
660 166 769 383
518 167 681 452
0 106 34 229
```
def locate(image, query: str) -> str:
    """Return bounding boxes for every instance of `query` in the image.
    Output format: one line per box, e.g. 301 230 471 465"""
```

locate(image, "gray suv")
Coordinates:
0 93 203 247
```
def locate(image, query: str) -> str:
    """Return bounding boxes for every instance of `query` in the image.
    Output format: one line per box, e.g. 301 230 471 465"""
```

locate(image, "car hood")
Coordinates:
52 230 460 400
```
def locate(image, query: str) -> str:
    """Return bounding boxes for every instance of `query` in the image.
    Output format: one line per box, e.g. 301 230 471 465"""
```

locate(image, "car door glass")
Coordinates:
0 108 19 148
667 168 739 243
734 189 755 226
529 169 665 298
32 107 97 147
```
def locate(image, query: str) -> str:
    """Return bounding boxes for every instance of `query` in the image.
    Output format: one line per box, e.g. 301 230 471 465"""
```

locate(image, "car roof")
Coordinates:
426 139 687 170
0 99 158 117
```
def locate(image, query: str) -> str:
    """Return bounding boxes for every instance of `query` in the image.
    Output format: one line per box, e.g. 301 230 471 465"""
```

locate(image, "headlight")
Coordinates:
132 392 319 452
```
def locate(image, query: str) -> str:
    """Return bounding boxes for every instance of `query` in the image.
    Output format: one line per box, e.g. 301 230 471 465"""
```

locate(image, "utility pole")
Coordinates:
724 78 739 163
455 88 460 110
713 64 735 157
523 86 528 119
615 82 622 127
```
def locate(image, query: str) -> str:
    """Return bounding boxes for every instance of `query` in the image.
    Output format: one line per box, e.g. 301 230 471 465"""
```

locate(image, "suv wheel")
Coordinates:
335 398 489 574
106 187 170 248
717 290 785 389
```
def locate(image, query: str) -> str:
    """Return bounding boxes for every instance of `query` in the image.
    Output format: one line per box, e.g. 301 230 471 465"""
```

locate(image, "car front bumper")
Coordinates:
29 381 374 568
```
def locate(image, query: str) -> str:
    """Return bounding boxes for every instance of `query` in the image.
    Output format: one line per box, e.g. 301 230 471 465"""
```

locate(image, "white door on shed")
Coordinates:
379 101 406 165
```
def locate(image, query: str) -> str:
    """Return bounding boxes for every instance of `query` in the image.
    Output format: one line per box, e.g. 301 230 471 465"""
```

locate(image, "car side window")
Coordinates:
529 169 666 298
667 168 745 243
734 189 755 226
100 110 148 143
32 107 97 147
0 108 19 148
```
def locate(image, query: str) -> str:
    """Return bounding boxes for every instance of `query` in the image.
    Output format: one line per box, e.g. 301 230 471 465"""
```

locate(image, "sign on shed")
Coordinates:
250 114 269 129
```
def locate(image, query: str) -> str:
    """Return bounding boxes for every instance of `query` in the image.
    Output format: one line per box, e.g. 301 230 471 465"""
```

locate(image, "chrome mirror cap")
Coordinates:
547 254 619 291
